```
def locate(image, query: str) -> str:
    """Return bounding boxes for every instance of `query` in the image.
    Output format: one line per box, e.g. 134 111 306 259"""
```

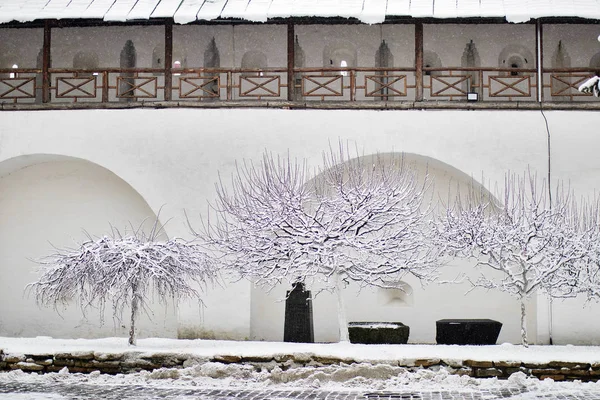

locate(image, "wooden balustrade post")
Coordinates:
42 20 52 103
164 19 173 101
102 71 109 103
536 20 544 103
287 22 295 101
415 22 424 102
349 70 355 101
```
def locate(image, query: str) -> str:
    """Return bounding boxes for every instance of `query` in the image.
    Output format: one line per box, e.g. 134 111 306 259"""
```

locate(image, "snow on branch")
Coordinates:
578 76 600 97
28 218 218 345
435 172 597 346
194 143 441 341
199 145 440 291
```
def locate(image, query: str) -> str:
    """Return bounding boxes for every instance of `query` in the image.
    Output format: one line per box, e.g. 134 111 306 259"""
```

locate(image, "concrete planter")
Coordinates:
436 319 502 345
348 322 410 344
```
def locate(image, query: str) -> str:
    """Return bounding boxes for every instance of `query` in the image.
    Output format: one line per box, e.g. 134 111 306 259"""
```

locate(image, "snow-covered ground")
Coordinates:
2 337 600 393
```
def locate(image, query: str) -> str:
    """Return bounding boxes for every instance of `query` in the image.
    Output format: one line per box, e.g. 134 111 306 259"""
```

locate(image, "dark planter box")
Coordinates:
348 322 409 344
436 319 502 345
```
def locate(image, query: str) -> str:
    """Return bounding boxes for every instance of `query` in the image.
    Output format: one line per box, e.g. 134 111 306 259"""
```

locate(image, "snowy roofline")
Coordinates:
1 0 600 26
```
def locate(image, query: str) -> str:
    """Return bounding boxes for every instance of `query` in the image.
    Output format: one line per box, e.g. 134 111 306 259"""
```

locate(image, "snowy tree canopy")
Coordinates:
435 173 597 346
194 144 441 341
578 76 600 97
29 219 218 345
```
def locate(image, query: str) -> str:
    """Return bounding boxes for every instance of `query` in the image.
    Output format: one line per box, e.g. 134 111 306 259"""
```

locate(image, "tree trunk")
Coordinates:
520 298 529 347
335 273 349 342
129 294 138 346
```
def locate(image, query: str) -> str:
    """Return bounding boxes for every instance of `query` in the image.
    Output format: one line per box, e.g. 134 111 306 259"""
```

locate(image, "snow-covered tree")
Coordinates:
554 198 600 301
28 219 217 345
435 174 594 346
196 145 440 342
578 76 600 97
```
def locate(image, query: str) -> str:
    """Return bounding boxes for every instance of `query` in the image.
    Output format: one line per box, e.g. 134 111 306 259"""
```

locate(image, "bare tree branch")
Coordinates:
27 217 218 346
194 143 441 342
435 172 597 346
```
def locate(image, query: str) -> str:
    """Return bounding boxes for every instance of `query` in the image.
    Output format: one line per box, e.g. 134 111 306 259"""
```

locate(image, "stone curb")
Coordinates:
1 348 598 382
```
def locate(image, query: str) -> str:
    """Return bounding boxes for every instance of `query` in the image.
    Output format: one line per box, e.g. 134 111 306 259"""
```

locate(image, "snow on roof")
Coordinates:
0 0 599 25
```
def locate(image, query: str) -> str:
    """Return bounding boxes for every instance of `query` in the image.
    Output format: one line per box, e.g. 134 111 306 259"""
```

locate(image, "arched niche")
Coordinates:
323 41 357 76
293 36 305 101
119 40 137 102
378 282 414 307
423 50 442 77
152 45 164 70
153 45 187 74
552 41 572 100
241 50 267 70
73 50 99 76
589 51 600 75
202 38 221 100
461 40 480 93
498 44 535 76
248 152 517 344
374 40 394 101
0 154 175 340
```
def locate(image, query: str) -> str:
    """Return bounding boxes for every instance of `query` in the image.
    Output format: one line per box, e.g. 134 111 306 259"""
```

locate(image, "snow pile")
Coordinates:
2 359 600 394
3 337 600 365
3 337 600 393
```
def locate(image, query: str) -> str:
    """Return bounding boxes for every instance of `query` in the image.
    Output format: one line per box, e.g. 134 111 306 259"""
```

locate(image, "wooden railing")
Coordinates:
1 66 598 106
423 67 539 102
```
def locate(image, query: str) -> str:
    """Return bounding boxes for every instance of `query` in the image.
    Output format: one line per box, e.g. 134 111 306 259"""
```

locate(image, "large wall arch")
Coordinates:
249 152 523 344
0 154 176 339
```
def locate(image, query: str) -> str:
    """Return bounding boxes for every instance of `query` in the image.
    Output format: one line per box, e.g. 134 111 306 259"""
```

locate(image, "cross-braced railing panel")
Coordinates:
364 74 408 97
542 71 598 102
302 74 345 98
56 76 97 99
239 75 281 98
48 70 165 103
428 74 470 98
422 68 538 102
117 76 158 99
15 66 600 106
0 70 40 103
297 68 416 101
231 70 288 100
178 76 221 99
488 75 532 98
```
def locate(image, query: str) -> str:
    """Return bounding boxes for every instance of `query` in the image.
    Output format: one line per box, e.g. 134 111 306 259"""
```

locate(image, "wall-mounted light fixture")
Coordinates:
467 92 479 102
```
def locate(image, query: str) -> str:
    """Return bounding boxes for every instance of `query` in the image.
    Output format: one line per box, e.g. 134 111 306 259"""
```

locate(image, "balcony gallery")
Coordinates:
1 18 599 110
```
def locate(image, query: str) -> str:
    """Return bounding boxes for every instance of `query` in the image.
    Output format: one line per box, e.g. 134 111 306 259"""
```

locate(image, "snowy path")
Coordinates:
0 382 593 400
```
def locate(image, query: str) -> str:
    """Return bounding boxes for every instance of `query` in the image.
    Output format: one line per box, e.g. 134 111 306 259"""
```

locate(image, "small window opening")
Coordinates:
340 60 348 77
425 64 431 76
9 64 18 78
173 60 182 76
510 63 519 76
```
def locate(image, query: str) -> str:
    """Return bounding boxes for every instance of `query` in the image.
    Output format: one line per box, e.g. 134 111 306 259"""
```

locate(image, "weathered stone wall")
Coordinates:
1 348 599 382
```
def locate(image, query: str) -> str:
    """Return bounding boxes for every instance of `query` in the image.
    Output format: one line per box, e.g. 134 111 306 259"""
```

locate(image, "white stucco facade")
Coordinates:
0 107 598 344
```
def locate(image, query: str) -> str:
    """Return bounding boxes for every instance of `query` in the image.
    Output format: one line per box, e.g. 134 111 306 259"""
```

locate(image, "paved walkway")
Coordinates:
1 382 600 400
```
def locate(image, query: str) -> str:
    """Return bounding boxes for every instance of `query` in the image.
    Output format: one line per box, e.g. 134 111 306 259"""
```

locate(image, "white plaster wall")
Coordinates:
0 108 598 343
542 24 600 68
295 24 415 68
173 25 287 68
0 27 43 68
250 269 530 344
423 24 536 68
51 25 165 68
249 157 529 344
4 23 596 72
0 157 176 339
